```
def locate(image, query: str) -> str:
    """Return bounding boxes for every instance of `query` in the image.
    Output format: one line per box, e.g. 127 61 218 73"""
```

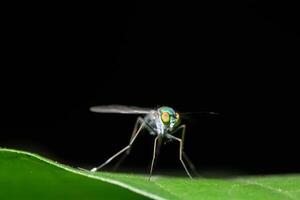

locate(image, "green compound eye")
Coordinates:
175 112 181 125
161 112 170 124
176 112 180 121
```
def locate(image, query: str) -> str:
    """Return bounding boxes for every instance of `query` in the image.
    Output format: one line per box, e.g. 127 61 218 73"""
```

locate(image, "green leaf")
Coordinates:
0 148 300 200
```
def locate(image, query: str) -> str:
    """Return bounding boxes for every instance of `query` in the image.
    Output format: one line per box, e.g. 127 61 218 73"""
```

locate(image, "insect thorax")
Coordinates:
144 111 165 136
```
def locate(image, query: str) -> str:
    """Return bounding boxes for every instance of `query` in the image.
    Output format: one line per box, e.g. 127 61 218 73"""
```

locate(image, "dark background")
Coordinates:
1 1 299 176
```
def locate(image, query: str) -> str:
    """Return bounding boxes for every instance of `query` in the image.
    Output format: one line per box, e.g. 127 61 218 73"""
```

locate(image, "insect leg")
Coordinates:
91 120 145 172
173 124 198 176
149 136 159 180
167 134 193 179
112 117 144 170
182 152 199 176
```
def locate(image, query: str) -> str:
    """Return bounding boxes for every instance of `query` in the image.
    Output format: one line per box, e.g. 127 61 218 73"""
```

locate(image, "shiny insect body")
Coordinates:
89 105 198 179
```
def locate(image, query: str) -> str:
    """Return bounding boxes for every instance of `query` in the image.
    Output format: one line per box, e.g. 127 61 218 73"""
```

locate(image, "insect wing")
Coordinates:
90 105 152 114
181 111 219 115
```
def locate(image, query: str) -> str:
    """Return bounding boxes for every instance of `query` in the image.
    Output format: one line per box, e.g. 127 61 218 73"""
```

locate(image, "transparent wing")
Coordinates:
180 111 220 121
90 105 153 114
181 111 219 115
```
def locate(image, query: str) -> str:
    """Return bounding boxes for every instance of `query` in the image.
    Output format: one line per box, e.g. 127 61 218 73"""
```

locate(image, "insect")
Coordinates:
89 105 214 179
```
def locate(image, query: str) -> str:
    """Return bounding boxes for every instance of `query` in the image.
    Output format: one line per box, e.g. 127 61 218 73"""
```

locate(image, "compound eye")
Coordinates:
161 112 170 124
175 112 180 121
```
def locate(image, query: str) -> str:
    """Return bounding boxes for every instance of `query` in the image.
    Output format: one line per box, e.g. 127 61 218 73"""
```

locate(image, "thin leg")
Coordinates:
167 134 192 179
173 124 198 176
182 152 199 176
130 117 145 141
149 136 159 180
111 151 127 171
112 117 144 170
91 121 145 172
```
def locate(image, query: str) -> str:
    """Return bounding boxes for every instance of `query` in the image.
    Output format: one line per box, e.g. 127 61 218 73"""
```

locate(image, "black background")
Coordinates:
1 1 299 176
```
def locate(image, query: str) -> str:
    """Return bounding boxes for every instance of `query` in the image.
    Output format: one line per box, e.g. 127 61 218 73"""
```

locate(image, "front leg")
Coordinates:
167 133 192 179
168 124 198 177
149 136 161 180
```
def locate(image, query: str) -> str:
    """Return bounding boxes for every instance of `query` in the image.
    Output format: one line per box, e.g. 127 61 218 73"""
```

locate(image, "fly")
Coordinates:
89 105 216 179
